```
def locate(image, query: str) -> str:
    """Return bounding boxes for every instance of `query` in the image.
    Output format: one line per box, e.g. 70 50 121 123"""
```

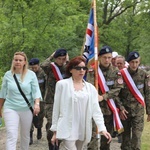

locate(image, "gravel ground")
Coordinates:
0 118 121 150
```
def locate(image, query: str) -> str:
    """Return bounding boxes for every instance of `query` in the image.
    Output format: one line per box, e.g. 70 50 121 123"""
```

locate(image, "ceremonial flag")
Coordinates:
83 7 96 66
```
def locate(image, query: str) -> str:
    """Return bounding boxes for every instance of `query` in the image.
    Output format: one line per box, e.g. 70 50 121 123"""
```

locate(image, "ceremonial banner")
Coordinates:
51 62 63 81
83 7 96 66
98 67 124 133
120 68 145 106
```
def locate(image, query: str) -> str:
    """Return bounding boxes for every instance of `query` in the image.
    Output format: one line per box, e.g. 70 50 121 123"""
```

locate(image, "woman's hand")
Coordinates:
33 103 40 115
51 132 58 146
98 95 104 102
100 131 112 143
0 98 5 117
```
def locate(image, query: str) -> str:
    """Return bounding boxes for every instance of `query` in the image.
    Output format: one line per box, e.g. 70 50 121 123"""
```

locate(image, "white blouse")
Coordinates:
66 84 89 141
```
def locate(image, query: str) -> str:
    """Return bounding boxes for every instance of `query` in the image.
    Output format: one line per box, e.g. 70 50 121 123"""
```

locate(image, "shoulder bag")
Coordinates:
13 74 39 128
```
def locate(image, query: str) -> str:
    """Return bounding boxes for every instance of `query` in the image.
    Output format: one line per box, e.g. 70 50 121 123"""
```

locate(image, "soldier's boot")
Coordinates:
29 131 33 145
112 131 118 138
48 142 54 150
118 134 122 143
37 128 42 140
47 130 54 150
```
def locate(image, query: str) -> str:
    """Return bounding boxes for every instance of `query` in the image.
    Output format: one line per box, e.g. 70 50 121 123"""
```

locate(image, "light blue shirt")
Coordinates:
0 70 42 111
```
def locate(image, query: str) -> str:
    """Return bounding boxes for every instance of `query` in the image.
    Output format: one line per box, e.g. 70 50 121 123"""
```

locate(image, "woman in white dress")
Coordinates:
50 56 111 150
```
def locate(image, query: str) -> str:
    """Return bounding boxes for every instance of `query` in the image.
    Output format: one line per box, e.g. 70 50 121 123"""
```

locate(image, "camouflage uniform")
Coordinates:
30 67 46 131
87 64 124 150
147 70 150 75
35 67 46 128
119 68 150 150
40 58 66 149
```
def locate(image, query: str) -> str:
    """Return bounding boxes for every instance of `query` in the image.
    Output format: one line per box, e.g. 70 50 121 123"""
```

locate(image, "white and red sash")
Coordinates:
98 67 124 133
51 62 63 81
120 68 145 106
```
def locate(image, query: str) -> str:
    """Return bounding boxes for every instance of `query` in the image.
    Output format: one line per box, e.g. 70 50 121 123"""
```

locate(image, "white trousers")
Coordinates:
61 140 86 150
4 109 33 150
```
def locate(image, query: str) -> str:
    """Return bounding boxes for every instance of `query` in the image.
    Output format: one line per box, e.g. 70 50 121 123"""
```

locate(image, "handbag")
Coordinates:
50 143 59 150
13 74 39 128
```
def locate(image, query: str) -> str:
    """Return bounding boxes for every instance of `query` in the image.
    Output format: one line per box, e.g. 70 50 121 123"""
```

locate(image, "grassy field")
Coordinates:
141 115 150 150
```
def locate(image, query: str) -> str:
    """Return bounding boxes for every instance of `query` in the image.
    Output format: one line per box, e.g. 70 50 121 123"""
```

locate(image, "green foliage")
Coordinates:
0 0 89 72
0 0 150 72
0 69 4 86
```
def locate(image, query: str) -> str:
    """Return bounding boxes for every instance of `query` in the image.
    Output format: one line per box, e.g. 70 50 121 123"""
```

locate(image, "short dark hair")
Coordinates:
66 56 86 77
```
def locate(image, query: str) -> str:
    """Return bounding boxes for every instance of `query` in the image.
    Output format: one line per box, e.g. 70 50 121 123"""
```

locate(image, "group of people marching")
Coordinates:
0 46 150 150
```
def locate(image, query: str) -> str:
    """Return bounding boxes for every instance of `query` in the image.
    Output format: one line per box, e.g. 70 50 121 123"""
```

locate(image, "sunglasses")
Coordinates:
73 66 88 71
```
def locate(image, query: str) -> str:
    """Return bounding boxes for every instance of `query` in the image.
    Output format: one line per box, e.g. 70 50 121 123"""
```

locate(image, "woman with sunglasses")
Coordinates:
50 56 111 150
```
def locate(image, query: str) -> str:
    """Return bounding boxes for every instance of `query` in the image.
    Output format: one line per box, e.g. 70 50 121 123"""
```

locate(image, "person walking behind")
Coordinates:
111 51 118 67
119 51 150 150
29 58 46 145
116 55 126 70
0 52 42 150
50 56 111 150
40 48 68 150
115 55 126 143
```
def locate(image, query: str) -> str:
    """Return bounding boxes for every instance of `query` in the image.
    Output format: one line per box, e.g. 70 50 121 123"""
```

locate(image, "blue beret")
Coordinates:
98 46 112 56
127 51 139 62
29 58 39 65
53 48 67 58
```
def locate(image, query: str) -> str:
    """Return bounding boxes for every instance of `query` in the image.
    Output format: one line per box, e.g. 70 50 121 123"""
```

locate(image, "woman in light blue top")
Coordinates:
0 52 42 150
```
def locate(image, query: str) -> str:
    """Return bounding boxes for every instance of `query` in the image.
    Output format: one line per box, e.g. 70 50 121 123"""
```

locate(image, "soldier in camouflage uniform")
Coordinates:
147 70 150 75
40 49 68 150
119 51 150 150
29 58 46 145
87 46 124 150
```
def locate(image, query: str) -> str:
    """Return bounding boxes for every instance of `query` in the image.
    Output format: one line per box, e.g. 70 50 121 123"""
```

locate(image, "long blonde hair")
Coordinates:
11 52 28 81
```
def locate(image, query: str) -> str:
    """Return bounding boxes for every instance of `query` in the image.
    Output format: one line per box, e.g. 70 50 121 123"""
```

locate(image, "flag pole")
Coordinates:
93 0 100 139
93 0 98 89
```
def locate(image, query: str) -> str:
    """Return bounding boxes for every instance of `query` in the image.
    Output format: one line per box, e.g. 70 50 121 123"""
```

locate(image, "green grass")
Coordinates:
0 117 5 128
141 115 150 150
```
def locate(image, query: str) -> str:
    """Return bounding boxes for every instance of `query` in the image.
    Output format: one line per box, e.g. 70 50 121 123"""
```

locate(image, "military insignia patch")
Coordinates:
134 53 138 58
117 78 123 84
88 68 94 72
106 48 109 52
117 72 121 76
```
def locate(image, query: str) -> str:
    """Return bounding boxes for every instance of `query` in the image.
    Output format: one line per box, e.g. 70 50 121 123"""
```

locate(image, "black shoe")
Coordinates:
48 143 51 150
118 134 122 143
112 131 118 138
29 131 33 145
29 138 33 145
37 128 42 140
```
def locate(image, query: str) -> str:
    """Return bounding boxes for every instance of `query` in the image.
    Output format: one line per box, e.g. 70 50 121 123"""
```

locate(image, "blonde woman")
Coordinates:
0 52 42 150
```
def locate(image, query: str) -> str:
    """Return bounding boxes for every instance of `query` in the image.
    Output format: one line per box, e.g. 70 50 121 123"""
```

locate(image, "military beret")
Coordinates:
98 46 112 56
53 48 67 58
29 58 39 65
127 51 139 62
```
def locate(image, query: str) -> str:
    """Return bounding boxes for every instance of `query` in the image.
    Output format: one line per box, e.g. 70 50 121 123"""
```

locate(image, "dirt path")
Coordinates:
0 118 121 150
